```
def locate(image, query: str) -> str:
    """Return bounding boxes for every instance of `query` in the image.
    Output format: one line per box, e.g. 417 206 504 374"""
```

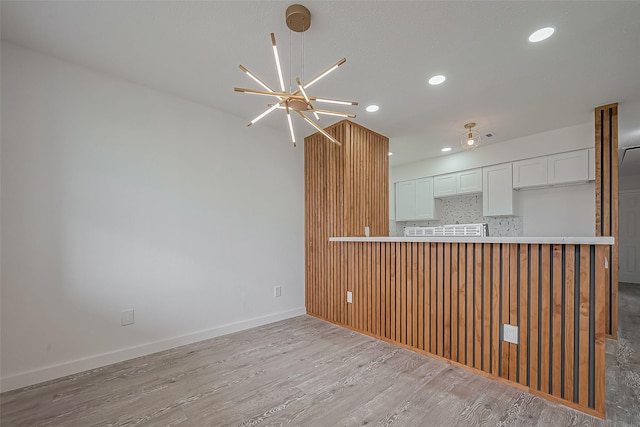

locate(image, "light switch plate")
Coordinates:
503 324 519 344
347 291 353 303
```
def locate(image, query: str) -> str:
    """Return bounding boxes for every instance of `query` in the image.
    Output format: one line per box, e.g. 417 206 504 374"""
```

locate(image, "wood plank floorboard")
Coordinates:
2 283 640 426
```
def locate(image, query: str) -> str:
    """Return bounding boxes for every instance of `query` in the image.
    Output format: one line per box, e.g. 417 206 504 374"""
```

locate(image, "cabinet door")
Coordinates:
512 157 547 188
457 168 483 194
415 177 436 219
483 163 514 216
395 181 416 221
434 173 457 197
547 150 589 185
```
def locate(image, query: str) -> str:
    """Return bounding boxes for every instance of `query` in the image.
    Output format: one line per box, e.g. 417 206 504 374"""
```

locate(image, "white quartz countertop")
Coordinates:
329 236 614 245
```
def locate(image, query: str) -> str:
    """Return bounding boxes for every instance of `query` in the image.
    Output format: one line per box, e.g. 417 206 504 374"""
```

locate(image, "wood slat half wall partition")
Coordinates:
321 241 607 418
304 120 389 321
594 102 618 338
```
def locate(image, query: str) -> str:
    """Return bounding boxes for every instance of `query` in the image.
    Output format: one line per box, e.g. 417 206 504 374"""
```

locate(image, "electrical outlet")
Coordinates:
364 226 370 237
503 324 519 344
274 286 282 298
121 309 134 326
347 291 353 303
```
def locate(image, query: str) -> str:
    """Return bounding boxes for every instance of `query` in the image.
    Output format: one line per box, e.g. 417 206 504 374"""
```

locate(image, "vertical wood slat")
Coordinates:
474 244 482 369
412 242 419 348
424 243 431 352
552 244 563 398
594 246 606 414
564 245 575 401
451 244 459 362
483 244 491 373
530 244 540 391
459 244 467 365
491 244 500 375
540 245 551 394
444 243 451 359
578 244 590 407
431 243 438 354
594 103 618 338
501 244 510 379
519 244 529 386
508 244 518 382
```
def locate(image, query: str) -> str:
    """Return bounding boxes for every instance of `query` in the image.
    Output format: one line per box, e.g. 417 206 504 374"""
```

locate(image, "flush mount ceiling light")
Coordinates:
234 4 357 147
366 105 379 112
428 75 446 85
461 122 482 150
441 147 452 152
529 27 555 42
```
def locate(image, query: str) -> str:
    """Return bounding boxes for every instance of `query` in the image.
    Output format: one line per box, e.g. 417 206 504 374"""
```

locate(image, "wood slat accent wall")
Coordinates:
304 120 389 320
594 103 618 338
318 241 607 418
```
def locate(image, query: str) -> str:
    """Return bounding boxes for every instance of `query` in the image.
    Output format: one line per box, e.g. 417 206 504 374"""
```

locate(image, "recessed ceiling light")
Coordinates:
441 147 452 152
428 75 446 85
366 105 379 112
529 27 555 43
388 152 393 156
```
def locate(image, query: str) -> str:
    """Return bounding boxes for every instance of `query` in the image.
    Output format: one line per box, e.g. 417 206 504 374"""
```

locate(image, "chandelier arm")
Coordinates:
285 104 297 146
295 111 341 146
238 65 281 97
310 109 356 118
302 58 347 89
270 33 286 92
312 97 358 106
234 87 306 100
246 103 280 127
296 77 319 120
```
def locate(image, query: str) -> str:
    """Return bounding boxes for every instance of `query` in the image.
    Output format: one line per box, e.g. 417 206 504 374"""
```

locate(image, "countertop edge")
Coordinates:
329 236 615 245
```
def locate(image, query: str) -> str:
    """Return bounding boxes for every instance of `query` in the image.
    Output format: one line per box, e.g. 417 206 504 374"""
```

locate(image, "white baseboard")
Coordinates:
0 307 306 392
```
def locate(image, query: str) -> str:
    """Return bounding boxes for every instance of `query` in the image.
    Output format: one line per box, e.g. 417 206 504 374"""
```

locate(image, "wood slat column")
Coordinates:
594 103 618 338
304 120 389 321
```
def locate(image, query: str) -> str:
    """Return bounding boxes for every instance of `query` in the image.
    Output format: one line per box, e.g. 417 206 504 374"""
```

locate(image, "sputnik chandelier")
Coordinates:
234 4 357 147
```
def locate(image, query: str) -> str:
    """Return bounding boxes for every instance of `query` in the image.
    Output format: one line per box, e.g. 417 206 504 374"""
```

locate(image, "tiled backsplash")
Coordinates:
391 194 523 237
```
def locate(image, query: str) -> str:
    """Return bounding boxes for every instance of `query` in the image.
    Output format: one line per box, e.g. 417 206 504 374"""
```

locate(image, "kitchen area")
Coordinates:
305 106 618 419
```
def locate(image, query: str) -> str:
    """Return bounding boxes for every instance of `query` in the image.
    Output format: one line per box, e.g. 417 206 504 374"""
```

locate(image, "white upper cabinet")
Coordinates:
395 177 439 221
433 173 457 197
547 149 589 185
457 168 483 194
512 149 591 189
395 180 416 221
513 157 548 189
483 163 515 216
415 178 436 219
434 168 482 198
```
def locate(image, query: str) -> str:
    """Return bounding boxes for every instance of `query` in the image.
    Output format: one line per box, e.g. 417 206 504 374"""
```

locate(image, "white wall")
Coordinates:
390 123 595 236
0 43 305 391
620 173 640 191
516 183 595 236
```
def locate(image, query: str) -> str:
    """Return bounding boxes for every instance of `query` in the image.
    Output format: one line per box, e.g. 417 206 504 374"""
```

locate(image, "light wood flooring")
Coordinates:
2 283 639 426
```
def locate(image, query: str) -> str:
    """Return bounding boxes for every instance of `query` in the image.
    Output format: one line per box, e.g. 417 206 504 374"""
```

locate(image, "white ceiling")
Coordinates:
2 1 639 167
